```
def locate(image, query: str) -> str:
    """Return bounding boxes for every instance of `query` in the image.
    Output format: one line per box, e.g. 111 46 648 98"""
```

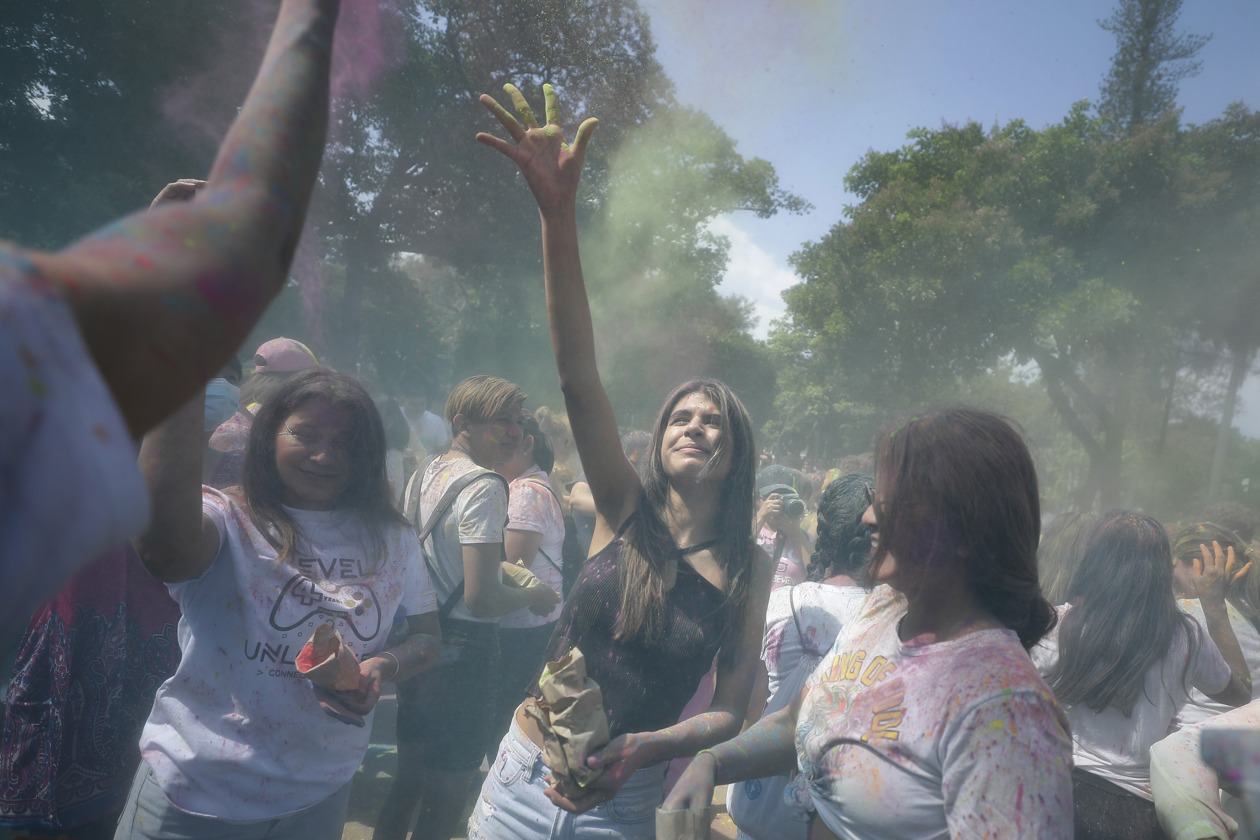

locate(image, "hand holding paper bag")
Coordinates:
523 647 610 790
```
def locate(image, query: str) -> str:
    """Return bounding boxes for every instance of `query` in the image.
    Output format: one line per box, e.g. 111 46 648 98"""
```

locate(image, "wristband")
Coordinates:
379 649 401 681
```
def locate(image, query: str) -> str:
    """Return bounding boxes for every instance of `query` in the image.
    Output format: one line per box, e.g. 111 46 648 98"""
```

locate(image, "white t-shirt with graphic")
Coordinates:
139 488 435 820
1031 602 1230 799
795 586 1073 839
0 252 149 640
417 455 508 623
499 466 565 629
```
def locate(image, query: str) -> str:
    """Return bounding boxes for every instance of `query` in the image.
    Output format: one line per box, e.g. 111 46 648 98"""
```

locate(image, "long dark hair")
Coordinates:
243 368 408 567
616 379 757 666
874 408 1055 650
809 473 876 583
1049 511 1198 714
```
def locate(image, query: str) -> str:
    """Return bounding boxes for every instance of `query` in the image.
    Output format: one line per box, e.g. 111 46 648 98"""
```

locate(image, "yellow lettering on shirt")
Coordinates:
862 684 906 743
842 650 866 681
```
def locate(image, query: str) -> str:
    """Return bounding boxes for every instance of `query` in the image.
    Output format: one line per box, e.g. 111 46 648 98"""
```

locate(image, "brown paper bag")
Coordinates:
655 807 711 840
523 647 610 789
501 560 543 590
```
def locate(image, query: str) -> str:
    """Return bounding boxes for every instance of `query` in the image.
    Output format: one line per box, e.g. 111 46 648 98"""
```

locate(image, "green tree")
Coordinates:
0 0 252 247
774 103 1243 508
311 1 805 421
1178 105 1260 501
1097 0 1210 134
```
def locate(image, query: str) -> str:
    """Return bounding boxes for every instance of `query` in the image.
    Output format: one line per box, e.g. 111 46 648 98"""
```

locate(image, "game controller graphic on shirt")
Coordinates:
269 574 382 641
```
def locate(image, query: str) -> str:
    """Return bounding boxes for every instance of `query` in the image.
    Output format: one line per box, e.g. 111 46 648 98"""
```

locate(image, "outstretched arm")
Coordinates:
26 0 339 439
477 84 639 537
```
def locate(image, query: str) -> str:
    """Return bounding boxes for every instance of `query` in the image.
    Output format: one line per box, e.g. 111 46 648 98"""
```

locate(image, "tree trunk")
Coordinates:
1207 345 1255 504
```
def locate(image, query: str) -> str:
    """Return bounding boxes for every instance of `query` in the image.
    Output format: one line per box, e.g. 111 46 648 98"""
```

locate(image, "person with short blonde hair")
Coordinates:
445 375 527 428
376 374 559 840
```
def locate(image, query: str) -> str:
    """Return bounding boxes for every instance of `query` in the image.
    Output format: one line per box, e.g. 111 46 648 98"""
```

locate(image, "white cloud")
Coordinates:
709 215 800 340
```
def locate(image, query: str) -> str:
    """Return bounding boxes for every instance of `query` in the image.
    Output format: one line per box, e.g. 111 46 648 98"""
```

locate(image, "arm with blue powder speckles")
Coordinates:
25 0 340 440
662 701 801 813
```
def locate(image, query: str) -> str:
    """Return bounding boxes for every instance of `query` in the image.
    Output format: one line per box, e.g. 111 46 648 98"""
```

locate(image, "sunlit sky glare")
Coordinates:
632 0 1260 432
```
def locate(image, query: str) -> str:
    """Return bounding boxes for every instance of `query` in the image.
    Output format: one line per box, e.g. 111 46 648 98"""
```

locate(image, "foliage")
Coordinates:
773 98 1260 510
0 0 255 247
1 0 804 431
1097 0 1210 134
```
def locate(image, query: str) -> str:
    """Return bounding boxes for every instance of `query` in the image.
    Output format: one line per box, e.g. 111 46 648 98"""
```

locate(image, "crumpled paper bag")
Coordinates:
522 647 609 789
296 623 362 691
501 560 544 591
656 807 711 840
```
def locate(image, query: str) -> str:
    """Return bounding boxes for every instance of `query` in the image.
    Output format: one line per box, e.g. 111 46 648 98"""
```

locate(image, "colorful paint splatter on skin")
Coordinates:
22 0 340 438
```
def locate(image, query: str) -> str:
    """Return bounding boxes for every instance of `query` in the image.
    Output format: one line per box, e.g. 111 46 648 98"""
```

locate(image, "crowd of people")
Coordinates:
2 1 1260 838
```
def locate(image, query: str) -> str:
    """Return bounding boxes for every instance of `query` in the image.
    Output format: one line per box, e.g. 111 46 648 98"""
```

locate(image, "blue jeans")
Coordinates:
113 762 352 840
467 718 666 840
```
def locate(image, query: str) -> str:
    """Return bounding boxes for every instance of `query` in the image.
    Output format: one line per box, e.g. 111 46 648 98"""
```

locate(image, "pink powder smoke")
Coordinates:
160 0 402 342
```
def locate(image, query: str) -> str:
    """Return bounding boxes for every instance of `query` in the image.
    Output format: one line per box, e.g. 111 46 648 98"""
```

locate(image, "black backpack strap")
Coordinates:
536 548 563 575
405 466 509 619
788 584 808 654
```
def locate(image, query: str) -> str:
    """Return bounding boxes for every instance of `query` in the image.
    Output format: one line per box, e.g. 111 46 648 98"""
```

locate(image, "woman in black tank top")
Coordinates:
468 84 773 837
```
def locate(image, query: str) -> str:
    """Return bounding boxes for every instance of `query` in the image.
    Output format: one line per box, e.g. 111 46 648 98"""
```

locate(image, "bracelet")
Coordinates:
697 749 720 767
379 649 401 681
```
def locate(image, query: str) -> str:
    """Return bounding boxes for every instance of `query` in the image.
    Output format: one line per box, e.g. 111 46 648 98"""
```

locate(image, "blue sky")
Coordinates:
634 0 1260 431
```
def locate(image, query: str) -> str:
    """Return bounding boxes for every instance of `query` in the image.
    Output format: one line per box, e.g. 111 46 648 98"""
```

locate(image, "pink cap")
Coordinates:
253 338 318 374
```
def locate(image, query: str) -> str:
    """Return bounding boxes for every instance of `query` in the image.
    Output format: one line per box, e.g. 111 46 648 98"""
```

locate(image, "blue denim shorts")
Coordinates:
467 718 666 840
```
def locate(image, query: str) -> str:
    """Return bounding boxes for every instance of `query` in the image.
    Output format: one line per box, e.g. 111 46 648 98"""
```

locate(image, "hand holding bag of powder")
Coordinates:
295 623 363 691
523 647 610 789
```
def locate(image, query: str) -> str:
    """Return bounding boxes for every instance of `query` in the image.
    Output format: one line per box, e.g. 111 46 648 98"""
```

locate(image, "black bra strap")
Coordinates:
612 511 639 540
678 537 719 557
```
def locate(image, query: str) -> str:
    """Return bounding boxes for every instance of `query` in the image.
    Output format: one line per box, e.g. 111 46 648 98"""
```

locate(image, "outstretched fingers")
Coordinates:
478 93 526 143
571 117 600 157
544 83 562 128
505 83 539 129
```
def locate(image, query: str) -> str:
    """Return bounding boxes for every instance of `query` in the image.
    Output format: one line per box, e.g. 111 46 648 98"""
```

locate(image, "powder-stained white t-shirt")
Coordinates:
140 488 435 820
1175 598 1260 728
728 582 868 839
762 582 867 699
0 251 149 640
795 586 1073 839
1031 603 1230 800
417 455 508 623
498 467 565 629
